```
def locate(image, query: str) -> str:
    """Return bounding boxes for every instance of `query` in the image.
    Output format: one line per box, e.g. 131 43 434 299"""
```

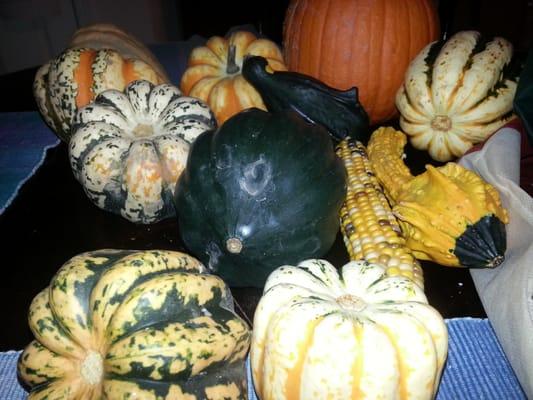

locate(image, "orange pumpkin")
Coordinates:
283 0 440 124
180 31 287 125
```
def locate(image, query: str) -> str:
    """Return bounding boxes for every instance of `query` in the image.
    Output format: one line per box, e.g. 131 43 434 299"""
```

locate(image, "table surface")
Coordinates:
0 135 487 352
0 32 488 350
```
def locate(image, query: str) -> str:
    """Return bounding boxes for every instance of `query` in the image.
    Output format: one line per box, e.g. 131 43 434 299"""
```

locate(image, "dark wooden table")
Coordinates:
0 141 486 351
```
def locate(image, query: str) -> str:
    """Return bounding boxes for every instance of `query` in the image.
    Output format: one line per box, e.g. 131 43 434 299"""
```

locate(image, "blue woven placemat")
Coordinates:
3 318 525 399
0 112 59 215
0 351 25 400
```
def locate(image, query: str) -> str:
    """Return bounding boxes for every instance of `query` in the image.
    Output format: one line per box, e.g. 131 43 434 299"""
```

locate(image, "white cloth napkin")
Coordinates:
459 126 533 398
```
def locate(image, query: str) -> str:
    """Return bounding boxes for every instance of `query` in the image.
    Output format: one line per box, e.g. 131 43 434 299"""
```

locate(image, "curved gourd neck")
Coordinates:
242 56 271 86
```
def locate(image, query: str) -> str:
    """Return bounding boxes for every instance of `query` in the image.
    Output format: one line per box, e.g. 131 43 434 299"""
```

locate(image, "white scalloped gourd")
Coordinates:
396 31 518 162
69 80 216 224
251 259 448 400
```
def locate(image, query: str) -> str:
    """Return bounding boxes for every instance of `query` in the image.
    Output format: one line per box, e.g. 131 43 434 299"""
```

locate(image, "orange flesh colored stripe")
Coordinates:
74 50 97 107
351 323 364 399
381 325 408 400
284 318 320 400
210 78 242 125
122 60 139 86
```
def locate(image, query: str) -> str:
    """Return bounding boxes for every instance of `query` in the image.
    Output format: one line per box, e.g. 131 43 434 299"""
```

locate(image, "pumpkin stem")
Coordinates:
226 237 243 254
80 350 103 386
226 45 240 75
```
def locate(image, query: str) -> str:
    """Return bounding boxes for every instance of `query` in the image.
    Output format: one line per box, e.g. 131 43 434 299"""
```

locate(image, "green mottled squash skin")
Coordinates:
17 249 251 400
175 108 347 287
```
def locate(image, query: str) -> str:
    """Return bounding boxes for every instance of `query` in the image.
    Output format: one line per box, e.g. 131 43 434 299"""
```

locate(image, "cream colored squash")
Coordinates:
69 80 216 224
251 259 448 400
396 31 518 161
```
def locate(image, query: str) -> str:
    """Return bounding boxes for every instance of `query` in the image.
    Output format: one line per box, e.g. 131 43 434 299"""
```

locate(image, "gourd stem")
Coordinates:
226 45 240 74
80 350 103 386
431 115 452 131
336 294 366 312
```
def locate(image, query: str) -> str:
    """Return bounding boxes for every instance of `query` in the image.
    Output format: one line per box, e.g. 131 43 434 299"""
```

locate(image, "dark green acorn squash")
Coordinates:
174 108 346 287
242 55 369 142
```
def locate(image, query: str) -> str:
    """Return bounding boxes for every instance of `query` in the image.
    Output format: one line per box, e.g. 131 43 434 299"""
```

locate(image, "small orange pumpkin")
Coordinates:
180 31 287 125
283 0 440 124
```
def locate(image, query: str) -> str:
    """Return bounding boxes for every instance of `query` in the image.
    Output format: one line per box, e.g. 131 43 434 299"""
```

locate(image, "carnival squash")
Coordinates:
283 0 440 124
34 48 168 142
18 249 251 399
368 126 508 267
68 23 170 82
174 109 346 287
251 259 448 400
69 80 216 224
180 30 287 125
242 55 369 141
396 31 520 161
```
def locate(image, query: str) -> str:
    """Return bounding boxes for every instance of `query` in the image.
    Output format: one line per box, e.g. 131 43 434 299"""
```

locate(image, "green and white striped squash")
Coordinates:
396 30 519 162
18 249 251 400
34 48 168 142
251 259 448 400
69 80 216 224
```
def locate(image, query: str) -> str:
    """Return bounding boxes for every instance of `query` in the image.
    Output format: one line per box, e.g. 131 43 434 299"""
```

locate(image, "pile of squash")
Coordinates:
20 0 520 397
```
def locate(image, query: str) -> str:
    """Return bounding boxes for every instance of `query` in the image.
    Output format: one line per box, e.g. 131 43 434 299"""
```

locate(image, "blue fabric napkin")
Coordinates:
247 318 525 399
3 319 525 399
0 112 59 214
0 351 25 400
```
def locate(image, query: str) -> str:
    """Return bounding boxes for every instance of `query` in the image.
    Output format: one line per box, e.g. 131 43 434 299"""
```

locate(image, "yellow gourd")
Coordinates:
368 126 508 268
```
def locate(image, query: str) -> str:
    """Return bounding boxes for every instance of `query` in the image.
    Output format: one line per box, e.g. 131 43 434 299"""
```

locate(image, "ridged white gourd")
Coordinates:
69 80 216 224
396 31 519 161
251 259 448 400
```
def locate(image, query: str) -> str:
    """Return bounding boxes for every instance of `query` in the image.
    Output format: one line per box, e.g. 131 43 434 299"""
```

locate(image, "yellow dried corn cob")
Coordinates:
337 138 424 288
367 126 413 202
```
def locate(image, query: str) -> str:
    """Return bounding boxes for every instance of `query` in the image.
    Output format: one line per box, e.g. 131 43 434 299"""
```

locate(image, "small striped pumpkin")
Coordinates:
396 31 519 162
251 259 448 400
34 47 168 141
180 30 287 125
69 80 216 224
18 249 251 400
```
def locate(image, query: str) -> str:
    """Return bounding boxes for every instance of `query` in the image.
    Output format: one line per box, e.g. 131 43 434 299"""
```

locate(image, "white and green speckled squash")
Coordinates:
396 30 519 161
251 259 448 400
69 80 216 224
34 47 168 142
18 249 251 400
